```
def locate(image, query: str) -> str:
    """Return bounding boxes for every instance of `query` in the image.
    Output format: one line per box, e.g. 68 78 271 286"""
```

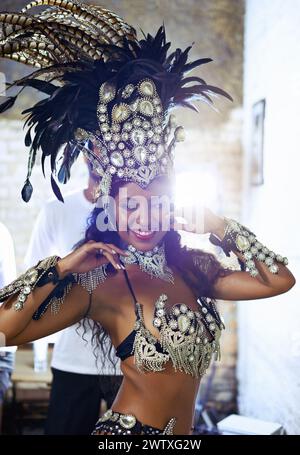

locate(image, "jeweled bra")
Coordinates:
115 268 225 378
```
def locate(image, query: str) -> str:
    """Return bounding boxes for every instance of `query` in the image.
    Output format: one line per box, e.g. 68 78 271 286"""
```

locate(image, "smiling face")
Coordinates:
114 175 175 251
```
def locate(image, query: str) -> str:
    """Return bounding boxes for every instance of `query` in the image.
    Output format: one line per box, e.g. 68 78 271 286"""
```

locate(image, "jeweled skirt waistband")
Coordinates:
92 408 177 435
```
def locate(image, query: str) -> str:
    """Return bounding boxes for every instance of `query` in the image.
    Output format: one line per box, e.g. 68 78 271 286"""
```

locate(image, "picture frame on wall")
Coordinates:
250 99 265 186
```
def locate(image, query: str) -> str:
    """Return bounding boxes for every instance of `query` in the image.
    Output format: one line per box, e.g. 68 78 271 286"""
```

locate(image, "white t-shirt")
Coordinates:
0 222 17 353
23 189 122 376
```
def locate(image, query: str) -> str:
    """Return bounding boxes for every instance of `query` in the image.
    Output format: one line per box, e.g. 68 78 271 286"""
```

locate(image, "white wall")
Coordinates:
238 0 300 434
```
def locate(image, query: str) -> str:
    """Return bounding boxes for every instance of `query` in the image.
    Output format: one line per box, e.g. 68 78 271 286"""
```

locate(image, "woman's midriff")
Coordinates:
109 358 201 435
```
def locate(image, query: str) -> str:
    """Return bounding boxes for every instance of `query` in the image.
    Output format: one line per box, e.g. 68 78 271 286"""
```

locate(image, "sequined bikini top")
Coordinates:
115 268 225 378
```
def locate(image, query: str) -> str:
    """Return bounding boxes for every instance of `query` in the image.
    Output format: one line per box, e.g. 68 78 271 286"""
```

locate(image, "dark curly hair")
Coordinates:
72 178 233 375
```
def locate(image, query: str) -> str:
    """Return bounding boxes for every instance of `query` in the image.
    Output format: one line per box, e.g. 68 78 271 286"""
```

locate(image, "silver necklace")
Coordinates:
120 241 175 284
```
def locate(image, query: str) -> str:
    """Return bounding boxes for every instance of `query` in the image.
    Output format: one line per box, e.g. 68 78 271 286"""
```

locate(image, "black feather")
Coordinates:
21 179 33 203
58 143 80 184
0 96 18 113
17 79 58 96
180 76 207 86
24 128 32 147
0 8 233 202
50 174 64 203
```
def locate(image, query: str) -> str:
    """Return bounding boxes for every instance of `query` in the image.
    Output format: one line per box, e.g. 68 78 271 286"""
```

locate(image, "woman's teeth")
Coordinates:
132 230 155 239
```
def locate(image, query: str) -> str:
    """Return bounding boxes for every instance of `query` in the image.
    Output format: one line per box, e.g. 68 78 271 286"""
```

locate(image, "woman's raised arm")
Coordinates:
211 261 295 301
209 215 296 301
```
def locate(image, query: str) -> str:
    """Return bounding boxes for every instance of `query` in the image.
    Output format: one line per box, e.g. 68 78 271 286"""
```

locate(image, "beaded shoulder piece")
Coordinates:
0 256 110 319
0 256 61 312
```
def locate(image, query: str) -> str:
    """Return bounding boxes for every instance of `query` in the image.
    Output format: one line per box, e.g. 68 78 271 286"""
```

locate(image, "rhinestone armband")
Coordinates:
0 255 61 311
209 217 288 277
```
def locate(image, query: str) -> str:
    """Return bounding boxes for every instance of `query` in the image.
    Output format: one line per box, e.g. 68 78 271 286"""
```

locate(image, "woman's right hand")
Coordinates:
56 240 129 278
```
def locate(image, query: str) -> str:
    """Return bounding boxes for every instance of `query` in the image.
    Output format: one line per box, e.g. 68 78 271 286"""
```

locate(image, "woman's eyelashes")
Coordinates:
119 198 139 211
120 198 165 212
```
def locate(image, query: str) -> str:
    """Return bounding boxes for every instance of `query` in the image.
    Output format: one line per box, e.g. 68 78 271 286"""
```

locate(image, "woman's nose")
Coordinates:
135 200 152 229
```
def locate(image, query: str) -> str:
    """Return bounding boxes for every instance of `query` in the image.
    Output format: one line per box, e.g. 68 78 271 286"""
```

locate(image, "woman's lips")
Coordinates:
131 229 156 241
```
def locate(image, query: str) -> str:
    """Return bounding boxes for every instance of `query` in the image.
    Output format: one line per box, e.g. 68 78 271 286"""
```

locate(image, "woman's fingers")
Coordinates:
86 241 128 256
106 244 127 270
106 243 130 256
86 242 126 270
101 251 124 271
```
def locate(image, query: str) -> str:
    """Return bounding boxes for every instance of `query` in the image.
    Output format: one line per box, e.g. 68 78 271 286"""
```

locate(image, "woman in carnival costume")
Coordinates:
0 1 295 435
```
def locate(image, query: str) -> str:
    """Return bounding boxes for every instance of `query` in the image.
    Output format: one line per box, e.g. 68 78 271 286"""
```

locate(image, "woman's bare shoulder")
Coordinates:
88 264 125 316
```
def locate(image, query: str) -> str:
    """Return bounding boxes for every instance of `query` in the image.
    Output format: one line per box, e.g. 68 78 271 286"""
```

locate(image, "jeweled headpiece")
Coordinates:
74 77 180 198
0 0 233 202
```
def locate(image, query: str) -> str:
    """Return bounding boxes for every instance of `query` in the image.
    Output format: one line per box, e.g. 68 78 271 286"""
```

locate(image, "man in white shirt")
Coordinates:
0 222 17 434
24 158 123 434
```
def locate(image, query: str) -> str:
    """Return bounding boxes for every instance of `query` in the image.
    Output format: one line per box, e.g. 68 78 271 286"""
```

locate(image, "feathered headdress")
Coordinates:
0 0 233 202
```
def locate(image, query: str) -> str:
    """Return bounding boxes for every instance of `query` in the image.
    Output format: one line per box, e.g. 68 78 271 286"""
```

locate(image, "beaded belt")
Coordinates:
92 409 177 435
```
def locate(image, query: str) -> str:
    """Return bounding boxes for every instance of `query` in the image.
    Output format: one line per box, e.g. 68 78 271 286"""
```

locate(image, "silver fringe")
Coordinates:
132 302 170 373
72 263 109 294
35 280 74 318
131 294 223 378
162 417 177 435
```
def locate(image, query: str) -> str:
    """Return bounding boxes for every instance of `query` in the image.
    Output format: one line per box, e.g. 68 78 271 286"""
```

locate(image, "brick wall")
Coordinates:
239 0 300 434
